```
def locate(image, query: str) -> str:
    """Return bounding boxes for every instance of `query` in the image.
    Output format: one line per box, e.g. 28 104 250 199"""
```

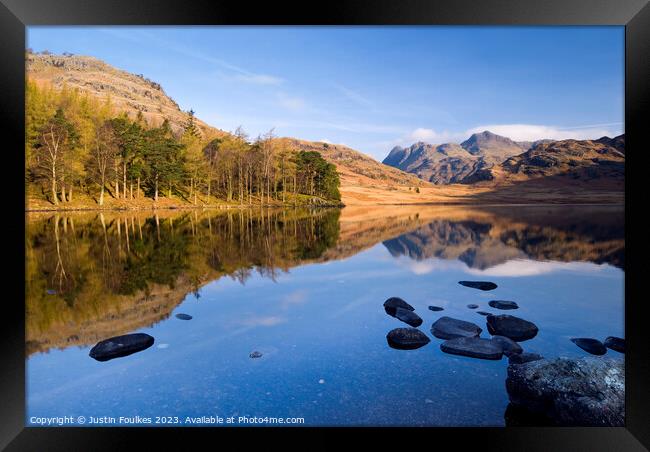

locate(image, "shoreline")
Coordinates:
25 200 624 213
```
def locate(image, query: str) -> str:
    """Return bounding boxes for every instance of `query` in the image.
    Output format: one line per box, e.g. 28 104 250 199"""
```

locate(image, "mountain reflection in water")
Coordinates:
26 205 623 356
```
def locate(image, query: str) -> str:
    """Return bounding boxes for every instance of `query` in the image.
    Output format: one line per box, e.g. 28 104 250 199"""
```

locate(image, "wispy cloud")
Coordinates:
238 315 287 327
277 92 307 111
99 28 284 86
333 83 373 107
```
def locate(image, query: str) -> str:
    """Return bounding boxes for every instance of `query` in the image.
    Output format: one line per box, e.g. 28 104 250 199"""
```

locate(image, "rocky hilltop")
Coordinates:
383 131 530 184
384 130 625 188
27 51 226 138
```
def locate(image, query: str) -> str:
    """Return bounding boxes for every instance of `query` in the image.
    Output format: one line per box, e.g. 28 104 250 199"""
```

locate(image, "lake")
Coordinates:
25 205 624 426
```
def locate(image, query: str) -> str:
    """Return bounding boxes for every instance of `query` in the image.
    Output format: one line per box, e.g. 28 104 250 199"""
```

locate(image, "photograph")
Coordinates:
21 24 629 429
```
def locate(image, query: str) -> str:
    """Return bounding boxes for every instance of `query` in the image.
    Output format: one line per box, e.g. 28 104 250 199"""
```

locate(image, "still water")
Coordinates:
26 205 624 426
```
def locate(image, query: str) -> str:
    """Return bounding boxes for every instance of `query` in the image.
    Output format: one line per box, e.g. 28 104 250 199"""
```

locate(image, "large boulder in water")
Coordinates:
89 333 155 362
431 316 482 340
394 307 423 327
383 297 414 316
386 328 431 350
570 338 607 355
486 314 538 341
440 337 503 360
506 357 624 426
458 281 497 291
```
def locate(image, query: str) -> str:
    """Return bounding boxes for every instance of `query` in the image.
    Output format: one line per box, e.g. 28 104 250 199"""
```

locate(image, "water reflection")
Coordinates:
26 204 624 426
382 205 623 270
26 208 340 355
26 205 623 357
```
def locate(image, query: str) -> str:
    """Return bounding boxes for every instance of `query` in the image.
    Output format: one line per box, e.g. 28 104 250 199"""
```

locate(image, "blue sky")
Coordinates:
27 26 624 161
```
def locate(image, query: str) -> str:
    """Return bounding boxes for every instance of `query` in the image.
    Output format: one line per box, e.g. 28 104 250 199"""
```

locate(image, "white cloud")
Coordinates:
385 122 624 157
465 259 607 277
319 138 332 144
397 256 608 277
465 123 623 142
406 128 462 143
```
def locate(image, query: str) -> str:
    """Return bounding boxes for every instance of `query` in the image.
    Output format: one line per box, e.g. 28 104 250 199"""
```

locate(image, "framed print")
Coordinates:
1 0 648 449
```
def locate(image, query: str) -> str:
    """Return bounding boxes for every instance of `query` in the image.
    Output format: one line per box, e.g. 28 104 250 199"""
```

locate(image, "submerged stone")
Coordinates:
383 297 414 316
491 335 523 357
467 304 479 309
488 300 519 310
431 316 482 340
476 311 491 316
394 307 423 327
249 351 263 358
428 306 444 312
458 281 497 291
509 352 544 365
506 357 624 426
386 328 431 350
604 336 625 353
486 314 538 342
175 313 193 320
571 338 607 356
440 337 503 360
89 333 154 362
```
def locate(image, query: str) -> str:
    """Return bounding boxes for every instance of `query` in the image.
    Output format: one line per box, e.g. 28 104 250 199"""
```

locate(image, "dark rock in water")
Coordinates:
506 357 624 426
386 328 431 350
89 333 154 362
458 281 497 291
249 351 263 358
440 337 503 360
571 338 607 355
467 304 479 309
476 311 491 316
509 352 544 365
383 297 414 316
488 300 519 310
604 336 625 353
394 307 423 327
486 314 538 341
428 306 444 312
491 335 523 357
431 316 482 340
175 313 193 320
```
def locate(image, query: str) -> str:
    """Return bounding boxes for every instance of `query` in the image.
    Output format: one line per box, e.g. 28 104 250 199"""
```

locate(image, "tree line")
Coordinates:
26 81 341 206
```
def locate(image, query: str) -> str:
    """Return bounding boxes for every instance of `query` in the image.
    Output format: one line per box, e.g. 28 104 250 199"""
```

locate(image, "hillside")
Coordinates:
26 51 226 139
27 51 436 206
496 137 625 182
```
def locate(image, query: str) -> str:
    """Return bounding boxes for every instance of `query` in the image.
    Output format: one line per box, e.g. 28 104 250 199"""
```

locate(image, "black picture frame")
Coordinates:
1 0 647 449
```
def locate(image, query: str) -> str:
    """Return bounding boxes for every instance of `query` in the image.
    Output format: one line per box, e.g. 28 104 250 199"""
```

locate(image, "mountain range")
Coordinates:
382 130 624 186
